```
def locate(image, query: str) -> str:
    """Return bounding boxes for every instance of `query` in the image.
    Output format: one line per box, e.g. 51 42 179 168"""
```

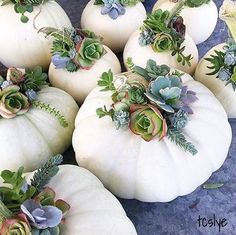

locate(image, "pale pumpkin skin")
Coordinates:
194 43 236 118
152 0 218 45
0 87 79 172
123 30 199 75
81 0 146 53
3 165 136 235
48 46 121 104
73 71 232 202
0 0 71 70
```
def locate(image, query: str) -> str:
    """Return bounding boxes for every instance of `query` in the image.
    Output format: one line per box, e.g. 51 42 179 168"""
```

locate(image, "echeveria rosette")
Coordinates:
6 68 24 85
51 54 70 70
0 85 30 119
101 0 126 20
0 213 31 235
76 38 106 68
152 33 174 53
145 75 197 114
168 16 186 39
130 104 167 141
21 199 62 230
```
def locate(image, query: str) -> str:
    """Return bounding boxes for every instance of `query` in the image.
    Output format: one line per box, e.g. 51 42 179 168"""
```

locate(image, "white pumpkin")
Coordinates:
49 46 121 104
81 0 146 53
0 0 71 70
0 87 79 172
21 165 137 235
73 70 232 202
194 43 236 118
152 0 218 45
123 30 199 75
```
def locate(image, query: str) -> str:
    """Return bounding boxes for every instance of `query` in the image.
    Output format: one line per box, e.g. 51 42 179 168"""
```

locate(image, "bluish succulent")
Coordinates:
101 0 126 19
21 200 62 230
145 75 182 113
139 29 156 46
1 80 13 89
32 226 60 235
170 110 188 130
145 75 197 114
224 51 236 66
113 109 130 129
25 89 37 101
218 67 232 81
51 54 70 69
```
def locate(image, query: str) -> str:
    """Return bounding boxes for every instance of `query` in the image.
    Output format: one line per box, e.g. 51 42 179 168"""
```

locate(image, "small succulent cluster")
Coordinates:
0 67 47 119
184 0 210 8
206 38 236 90
96 59 198 155
0 155 70 235
1 0 48 23
40 27 106 72
138 3 193 67
94 0 143 19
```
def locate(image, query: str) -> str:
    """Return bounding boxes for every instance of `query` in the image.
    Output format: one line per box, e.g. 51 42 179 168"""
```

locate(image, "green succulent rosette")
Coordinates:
152 33 174 52
0 85 30 119
130 104 167 141
77 38 105 68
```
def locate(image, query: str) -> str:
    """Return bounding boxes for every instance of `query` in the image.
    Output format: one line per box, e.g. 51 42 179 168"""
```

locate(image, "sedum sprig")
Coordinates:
31 155 63 192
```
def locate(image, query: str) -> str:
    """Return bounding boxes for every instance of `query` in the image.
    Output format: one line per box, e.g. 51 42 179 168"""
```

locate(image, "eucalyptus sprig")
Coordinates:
1 0 48 23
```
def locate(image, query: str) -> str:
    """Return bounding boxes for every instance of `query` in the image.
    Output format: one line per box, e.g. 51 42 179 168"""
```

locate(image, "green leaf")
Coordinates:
202 183 224 189
97 70 115 92
20 15 29 23
96 106 114 119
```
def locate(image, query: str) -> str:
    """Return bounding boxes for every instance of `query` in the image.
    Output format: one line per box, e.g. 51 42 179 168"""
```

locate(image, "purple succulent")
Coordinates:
51 54 70 69
101 0 126 20
21 200 63 230
169 16 186 38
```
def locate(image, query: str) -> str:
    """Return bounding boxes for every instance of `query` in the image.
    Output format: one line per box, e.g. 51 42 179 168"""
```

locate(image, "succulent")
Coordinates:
25 89 37 101
169 110 188 130
130 104 167 141
168 16 186 38
138 29 156 46
6 68 24 85
0 85 30 119
0 213 31 235
76 38 105 68
113 109 130 129
21 199 62 230
224 51 236 66
51 54 70 69
145 75 182 113
185 0 210 7
152 33 174 52
218 67 232 81
101 0 126 19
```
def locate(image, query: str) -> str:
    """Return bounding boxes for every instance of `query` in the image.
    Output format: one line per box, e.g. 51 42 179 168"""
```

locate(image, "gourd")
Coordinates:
44 27 121 104
123 2 199 75
152 0 218 45
0 0 72 70
73 62 232 203
24 165 137 235
0 68 79 172
81 0 146 53
194 0 236 117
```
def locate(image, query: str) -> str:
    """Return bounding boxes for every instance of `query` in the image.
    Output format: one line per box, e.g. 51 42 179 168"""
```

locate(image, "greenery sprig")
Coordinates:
96 59 198 155
1 0 48 23
139 2 193 67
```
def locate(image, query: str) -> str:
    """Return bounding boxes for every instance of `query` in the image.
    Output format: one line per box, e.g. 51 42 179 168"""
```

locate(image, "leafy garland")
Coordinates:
96 59 198 155
0 155 70 235
1 0 48 23
40 27 106 72
0 67 68 127
94 0 144 19
205 38 236 90
139 0 193 67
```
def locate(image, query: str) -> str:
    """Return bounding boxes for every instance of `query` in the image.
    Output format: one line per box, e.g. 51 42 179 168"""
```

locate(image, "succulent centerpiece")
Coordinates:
97 59 198 155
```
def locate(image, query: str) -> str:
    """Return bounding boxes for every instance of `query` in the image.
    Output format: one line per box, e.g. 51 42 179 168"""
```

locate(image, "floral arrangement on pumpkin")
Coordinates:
174 0 210 7
1 0 48 23
0 155 70 235
96 59 198 155
205 1 236 90
0 67 68 127
139 0 193 66
93 0 144 19
40 27 106 73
